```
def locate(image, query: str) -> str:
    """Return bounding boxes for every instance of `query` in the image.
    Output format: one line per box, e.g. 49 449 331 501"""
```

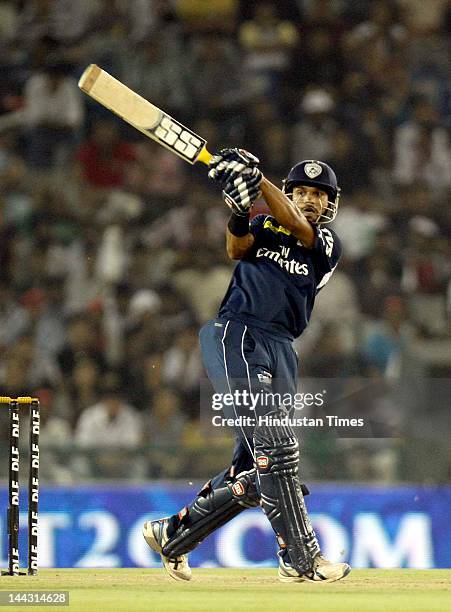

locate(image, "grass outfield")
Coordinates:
0 569 449 612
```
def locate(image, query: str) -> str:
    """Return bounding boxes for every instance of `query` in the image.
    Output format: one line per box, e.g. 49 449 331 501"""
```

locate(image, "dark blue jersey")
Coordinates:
218 215 342 341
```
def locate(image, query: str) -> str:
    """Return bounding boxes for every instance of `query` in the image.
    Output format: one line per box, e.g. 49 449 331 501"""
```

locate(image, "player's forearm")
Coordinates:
260 177 315 248
226 229 254 260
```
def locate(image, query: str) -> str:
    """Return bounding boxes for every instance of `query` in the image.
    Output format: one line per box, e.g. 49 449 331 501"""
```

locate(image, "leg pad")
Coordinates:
162 468 259 557
254 410 320 574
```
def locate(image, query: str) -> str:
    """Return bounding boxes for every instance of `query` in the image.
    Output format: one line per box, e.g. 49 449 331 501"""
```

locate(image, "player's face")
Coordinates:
292 185 328 223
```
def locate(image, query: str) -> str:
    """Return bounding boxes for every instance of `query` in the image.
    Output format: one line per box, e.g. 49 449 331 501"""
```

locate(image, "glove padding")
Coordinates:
222 167 262 216
208 148 260 187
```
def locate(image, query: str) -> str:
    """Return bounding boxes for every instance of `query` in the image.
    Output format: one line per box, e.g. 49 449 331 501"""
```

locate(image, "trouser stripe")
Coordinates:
221 321 255 462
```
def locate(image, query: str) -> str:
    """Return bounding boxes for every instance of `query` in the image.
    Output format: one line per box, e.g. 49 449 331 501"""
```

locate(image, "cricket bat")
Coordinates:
78 64 212 165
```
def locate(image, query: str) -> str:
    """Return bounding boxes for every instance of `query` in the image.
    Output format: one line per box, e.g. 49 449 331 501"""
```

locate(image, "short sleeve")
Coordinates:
249 214 268 238
312 226 342 290
313 226 341 269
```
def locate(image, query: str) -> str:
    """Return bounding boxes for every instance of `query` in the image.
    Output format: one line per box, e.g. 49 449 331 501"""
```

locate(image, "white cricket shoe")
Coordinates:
143 518 192 581
278 550 351 583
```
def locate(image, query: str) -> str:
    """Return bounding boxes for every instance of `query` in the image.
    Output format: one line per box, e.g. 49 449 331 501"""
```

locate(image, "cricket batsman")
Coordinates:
143 149 351 583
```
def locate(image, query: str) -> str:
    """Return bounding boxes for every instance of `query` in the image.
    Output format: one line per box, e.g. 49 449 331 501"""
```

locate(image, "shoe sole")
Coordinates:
142 522 192 582
278 564 351 583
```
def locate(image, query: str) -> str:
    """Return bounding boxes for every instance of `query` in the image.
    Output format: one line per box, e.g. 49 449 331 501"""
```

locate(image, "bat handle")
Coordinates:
197 147 213 165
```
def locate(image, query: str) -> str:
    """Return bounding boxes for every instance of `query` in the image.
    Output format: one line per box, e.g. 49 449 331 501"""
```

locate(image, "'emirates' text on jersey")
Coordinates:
219 215 342 341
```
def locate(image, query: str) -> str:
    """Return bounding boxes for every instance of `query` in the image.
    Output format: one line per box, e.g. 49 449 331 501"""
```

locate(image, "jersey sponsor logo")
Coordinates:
257 456 269 469
304 162 323 178
256 247 309 275
232 482 245 496
263 219 291 236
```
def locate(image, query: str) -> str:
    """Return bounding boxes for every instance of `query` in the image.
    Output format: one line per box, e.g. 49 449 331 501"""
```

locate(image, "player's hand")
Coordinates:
222 168 262 215
208 148 260 187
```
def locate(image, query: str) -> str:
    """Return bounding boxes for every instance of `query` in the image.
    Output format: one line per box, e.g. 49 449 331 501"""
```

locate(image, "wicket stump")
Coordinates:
0 397 40 576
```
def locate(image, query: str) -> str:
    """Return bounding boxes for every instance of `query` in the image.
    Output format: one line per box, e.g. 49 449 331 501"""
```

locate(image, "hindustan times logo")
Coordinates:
211 390 325 412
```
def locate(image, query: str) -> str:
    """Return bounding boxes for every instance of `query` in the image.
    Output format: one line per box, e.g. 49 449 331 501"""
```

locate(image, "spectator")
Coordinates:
134 351 165 409
362 296 416 376
402 217 449 337
171 246 232 322
304 268 361 356
186 33 248 119
345 0 408 63
125 0 178 44
358 251 402 319
74 373 143 477
0 1 18 45
19 286 66 365
23 62 84 169
75 119 137 189
57 315 106 379
146 387 187 477
326 126 374 194
290 27 344 93
175 0 238 34
16 0 97 47
301 323 355 377
239 2 299 97
128 143 187 206
398 0 449 34
332 189 388 261
123 38 188 114
0 282 29 350
144 185 229 250
393 96 451 193
162 326 202 415
64 241 107 313
292 89 337 162
0 154 33 231
65 355 101 425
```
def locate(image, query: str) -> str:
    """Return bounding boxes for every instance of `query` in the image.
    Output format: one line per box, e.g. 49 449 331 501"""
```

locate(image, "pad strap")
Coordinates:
162 469 259 557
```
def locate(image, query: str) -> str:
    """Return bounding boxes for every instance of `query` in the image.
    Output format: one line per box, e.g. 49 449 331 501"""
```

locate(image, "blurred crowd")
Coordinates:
0 0 450 483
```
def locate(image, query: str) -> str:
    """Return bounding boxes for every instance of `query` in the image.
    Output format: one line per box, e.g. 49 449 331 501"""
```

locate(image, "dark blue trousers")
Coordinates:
164 317 317 565
199 317 299 477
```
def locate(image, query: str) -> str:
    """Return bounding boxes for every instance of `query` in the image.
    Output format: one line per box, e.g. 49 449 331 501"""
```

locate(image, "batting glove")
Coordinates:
222 167 262 215
208 148 260 187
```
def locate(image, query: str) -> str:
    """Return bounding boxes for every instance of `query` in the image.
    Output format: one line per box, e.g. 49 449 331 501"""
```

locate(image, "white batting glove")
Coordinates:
208 148 260 187
222 168 262 215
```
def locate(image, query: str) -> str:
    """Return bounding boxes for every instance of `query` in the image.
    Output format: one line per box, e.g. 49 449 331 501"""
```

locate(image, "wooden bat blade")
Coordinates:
78 64 212 165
